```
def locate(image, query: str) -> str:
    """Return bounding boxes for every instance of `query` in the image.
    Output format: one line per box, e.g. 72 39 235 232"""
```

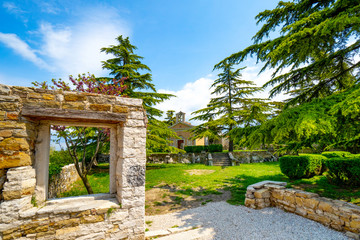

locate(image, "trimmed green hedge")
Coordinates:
321 151 352 158
184 144 222 153
208 144 223 152
325 157 360 186
280 154 327 179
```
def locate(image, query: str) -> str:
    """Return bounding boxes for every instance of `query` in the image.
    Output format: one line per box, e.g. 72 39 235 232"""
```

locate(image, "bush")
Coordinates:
321 151 353 158
325 157 360 186
184 145 222 153
208 144 223 153
184 146 193 153
49 150 73 178
184 145 206 153
280 154 327 179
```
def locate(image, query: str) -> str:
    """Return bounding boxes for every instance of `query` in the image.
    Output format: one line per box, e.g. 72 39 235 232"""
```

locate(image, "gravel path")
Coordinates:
146 201 350 240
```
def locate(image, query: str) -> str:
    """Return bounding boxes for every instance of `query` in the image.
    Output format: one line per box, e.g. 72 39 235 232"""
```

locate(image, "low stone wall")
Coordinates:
48 164 81 199
147 151 277 165
0 194 143 240
232 151 277 163
147 153 207 164
245 181 360 239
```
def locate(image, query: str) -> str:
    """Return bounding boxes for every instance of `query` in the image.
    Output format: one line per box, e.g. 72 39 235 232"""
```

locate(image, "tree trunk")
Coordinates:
80 174 94 194
229 139 234 152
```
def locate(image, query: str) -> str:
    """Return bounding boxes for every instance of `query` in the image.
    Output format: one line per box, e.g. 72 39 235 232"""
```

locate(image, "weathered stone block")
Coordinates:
0 130 12 137
6 113 19 120
62 102 85 110
303 198 320 209
55 226 80 236
0 152 31 169
0 84 11 95
271 190 284 200
113 106 129 113
64 93 86 102
0 137 29 151
350 220 360 229
80 215 104 224
3 231 22 240
318 200 335 213
89 104 111 112
295 191 319 198
245 198 256 206
6 166 35 181
53 218 80 229
0 102 19 111
0 121 25 129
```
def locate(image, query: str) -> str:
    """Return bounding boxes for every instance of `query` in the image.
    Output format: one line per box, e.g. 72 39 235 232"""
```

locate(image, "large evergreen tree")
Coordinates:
101 35 179 153
191 61 262 151
217 0 360 105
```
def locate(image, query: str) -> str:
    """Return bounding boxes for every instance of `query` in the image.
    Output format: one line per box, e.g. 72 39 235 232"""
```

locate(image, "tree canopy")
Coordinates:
101 35 179 153
217 0 360 106
191 61 262 151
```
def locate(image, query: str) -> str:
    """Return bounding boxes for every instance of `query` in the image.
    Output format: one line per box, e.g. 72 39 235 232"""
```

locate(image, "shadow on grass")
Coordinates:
145 183 230 215
224 174 287 205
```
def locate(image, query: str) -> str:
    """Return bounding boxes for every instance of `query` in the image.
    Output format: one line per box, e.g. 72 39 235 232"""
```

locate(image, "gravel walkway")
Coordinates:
146 201 350 240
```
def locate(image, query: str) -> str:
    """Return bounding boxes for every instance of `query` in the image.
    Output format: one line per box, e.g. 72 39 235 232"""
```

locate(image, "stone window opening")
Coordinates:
35 120 118 203
47 124 112 199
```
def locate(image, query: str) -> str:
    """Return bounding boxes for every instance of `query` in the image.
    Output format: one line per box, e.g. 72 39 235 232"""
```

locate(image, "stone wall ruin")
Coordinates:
0 84 147 240
245 181 360 239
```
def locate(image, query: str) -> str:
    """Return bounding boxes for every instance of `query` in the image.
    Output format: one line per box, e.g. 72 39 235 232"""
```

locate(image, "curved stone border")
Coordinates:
245 181 360 239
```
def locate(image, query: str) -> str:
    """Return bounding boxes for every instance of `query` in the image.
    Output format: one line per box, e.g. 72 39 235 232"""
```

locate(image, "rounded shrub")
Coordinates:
321 151 352 158
280 154 327 179
325 157 360 186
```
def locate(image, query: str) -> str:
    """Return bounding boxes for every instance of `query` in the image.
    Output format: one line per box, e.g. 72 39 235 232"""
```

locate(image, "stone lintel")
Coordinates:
21 107 127 124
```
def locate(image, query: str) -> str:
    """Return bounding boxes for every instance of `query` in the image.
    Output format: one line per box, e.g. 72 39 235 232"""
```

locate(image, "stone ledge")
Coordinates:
20 194 120 218
247 180 287 191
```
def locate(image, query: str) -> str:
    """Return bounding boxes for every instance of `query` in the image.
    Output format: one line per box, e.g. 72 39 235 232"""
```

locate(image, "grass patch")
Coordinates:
60 162 360 208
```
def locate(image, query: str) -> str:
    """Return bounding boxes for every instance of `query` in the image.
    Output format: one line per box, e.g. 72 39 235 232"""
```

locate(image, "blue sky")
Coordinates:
0 0 281 121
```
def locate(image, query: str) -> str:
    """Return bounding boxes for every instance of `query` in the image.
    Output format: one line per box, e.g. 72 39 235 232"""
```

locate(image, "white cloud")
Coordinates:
0 6 130 79
37 8 130 77
2 2 26 14
156 67 288 125
0 33 51 70
156 76 214 124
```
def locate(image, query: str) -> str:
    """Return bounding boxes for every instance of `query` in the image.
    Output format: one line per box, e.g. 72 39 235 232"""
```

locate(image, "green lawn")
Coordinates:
59 162 360 206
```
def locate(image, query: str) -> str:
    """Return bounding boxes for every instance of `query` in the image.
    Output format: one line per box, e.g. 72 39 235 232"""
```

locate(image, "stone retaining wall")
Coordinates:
232 151 277 163
48 164 81 199
245 181 360 239
146 151 277 164
146 153 207 164
0 84 147 240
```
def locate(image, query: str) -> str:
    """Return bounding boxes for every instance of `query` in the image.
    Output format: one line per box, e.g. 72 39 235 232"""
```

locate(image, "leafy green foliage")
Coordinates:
191 61 263 151
245 85 360 152
49 150 73 178
184 146 206 153
325 157 360 186
208 144 223 153
101 35 176 153
184 144 222 153
218 0 359 106
279 155 326 179
321 151 353 158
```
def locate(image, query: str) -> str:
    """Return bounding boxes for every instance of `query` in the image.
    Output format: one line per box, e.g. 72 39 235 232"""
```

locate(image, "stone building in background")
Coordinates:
169 111 228 150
